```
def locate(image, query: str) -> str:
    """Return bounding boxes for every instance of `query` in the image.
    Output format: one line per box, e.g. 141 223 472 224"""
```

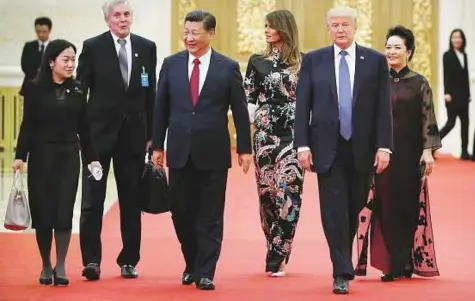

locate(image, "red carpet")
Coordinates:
0 155 474 301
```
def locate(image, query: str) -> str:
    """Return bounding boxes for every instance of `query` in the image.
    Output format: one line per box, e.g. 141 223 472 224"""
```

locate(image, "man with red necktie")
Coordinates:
152 10 252 290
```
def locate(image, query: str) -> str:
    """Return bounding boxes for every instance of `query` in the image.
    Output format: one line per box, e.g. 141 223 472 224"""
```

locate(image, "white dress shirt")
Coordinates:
188 47 212 93
110 31 132 85
298 42 391 154
455 50 465 69
38 40 49 51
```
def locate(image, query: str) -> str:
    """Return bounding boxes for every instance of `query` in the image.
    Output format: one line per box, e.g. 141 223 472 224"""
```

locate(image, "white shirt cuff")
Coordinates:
378 148 392 154
298 146 311 153
248 103 257 123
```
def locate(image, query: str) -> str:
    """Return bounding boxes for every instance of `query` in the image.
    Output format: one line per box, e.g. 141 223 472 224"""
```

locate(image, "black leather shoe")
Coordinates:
121 265 138 279
333 277 349 294
380 273 395 282
403 269 413 279
53 270 69 286
461 152 470 160
196 278 215 290
182 273 194 285
82 263 100 281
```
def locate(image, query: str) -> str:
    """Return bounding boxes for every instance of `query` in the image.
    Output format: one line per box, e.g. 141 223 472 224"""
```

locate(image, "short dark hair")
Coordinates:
184 10 216 31
449 28 466 52
34 17 52 30
33 39 76 86
386 25 415 61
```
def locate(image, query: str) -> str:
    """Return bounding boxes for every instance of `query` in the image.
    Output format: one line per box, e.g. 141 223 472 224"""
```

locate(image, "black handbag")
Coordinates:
138 150 171 214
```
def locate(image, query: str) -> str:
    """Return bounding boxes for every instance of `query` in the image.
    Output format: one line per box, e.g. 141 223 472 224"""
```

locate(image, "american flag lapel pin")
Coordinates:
360 56 365 60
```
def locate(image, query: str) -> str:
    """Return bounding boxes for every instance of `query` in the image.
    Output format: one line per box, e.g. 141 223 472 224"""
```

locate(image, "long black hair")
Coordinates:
449 28 466 52
33 39 77 86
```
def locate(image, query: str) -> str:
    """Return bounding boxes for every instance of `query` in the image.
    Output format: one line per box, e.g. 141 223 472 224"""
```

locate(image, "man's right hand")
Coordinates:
298 150 313 171
444 94 452 103
152 150 164 168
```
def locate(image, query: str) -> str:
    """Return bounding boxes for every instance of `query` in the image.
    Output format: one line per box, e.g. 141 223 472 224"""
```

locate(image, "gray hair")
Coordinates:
102 0 132 18
326 6 357 23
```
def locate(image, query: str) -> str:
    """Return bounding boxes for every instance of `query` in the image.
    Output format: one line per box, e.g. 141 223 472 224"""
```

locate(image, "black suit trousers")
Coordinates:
439 103 469 153
317 136 372 280
80 122 143 267
169 157 228 280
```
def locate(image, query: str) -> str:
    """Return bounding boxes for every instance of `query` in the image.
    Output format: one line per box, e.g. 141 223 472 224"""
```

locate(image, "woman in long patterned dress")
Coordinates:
244 9 303 277
355 25 441 281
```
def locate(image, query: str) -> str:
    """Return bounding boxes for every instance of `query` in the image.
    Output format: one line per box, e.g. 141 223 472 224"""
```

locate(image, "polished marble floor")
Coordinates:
0 151 118 233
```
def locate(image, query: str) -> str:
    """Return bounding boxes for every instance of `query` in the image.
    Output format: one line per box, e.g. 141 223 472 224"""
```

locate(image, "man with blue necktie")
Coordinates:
294 6 393 294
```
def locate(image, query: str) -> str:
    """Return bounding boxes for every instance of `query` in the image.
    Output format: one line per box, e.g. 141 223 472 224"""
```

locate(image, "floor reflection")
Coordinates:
0 150 118 233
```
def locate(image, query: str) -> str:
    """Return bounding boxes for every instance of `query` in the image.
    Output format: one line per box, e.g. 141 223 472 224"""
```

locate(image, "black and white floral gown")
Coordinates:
244 48 304 272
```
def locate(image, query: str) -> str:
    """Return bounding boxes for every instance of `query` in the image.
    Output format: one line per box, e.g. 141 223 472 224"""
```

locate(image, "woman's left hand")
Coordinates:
421 149 435 176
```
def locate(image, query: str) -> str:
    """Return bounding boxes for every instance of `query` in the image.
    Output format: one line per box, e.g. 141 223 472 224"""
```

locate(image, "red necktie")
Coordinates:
190 58 200 107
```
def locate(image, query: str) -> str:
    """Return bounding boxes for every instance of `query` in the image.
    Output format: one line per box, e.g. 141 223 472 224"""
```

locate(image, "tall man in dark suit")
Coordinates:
152 10 252 291
76 0 157 280
20 17 52 95
294 6 393 294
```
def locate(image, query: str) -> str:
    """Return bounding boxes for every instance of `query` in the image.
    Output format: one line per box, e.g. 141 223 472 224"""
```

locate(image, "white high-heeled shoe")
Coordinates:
270 262 286 277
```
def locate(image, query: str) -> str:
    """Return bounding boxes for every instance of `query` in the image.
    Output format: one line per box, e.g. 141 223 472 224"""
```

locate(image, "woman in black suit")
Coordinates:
12 39 101 286
439 29 471 160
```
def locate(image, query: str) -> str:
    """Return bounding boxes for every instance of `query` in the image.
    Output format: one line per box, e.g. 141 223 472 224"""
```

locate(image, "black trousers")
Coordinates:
317 137 372 280
169 158 228 281
439 104 469 153
79 144 143 267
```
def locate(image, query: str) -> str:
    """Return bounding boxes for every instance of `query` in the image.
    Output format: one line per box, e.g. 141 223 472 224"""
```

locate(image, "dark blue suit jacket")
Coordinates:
294 44 393 173
152 50 252 170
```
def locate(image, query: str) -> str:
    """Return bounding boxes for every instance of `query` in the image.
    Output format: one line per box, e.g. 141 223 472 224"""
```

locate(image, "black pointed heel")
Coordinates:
53 270 69 286
39 269 53 285
39 277 53 285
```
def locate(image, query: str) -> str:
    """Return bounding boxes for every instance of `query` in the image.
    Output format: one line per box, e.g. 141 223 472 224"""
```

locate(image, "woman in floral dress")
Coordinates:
244 9 303 277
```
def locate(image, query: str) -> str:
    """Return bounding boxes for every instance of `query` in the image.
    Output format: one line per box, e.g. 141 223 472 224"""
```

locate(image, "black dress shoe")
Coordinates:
182 273 194 285
121 265 138 279
380 273 395 282
403 269 413 279
53 270 69 286
82 263 100 281
196 278 215 290
333 277 349 294
461 152 470 160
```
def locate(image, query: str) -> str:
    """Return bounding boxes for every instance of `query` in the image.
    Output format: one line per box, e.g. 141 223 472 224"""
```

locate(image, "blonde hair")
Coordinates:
264 10 302 73
326 6 357 25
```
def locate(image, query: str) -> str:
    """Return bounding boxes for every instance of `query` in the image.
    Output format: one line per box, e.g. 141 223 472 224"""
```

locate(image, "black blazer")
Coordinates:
294 45 393 173
152 50 252 170
76 31 157 155
15 80 96 163
443 50 470 107
20 40 44 95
